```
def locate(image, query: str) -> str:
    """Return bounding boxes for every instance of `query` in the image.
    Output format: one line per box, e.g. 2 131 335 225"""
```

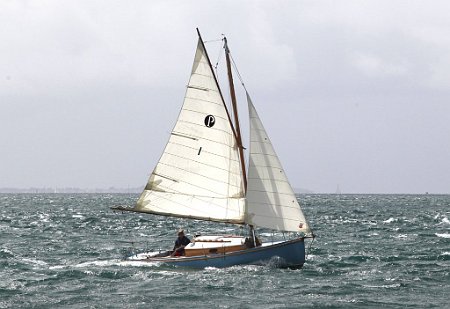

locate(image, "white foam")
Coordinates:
435 233 450 239
74 259 163 268
394 234 408 238
383 218 397 223
204 266 220 271
22 258 48 266
363 283 401 289
1 248 14 255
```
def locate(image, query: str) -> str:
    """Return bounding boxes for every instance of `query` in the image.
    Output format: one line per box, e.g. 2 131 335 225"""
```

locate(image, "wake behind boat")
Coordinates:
113 28 314 268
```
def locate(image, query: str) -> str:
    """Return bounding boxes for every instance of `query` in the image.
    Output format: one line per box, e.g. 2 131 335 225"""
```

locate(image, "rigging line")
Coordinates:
113 206 137 254
214 42 224 68
203 38 223 44
214 42 224 83
230 53 247 90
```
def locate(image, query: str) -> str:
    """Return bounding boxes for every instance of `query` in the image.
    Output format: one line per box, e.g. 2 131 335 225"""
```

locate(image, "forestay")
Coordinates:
135 39 245 224
245 93 311 233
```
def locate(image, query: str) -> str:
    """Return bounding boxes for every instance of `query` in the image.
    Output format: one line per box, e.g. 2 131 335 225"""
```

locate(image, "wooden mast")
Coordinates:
224 36 247 193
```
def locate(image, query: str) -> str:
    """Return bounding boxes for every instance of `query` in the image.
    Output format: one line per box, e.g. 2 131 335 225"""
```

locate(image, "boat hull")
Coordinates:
127 237 306 269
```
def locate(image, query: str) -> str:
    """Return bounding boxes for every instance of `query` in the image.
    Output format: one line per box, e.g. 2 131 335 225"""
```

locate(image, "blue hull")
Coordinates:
129 237 306 269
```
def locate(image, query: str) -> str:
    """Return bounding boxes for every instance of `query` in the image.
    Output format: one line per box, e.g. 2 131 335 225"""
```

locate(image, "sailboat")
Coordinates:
113 29 314 268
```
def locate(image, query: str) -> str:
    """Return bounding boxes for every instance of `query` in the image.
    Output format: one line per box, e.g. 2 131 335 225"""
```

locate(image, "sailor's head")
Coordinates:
177 229 184 237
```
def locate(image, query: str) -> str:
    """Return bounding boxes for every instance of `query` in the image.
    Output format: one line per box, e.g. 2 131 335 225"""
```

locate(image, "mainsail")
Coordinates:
245 93 311 233
135 39 246 224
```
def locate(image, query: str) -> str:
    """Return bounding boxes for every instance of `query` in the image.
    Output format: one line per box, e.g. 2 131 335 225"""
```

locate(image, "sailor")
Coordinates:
171 229 190 256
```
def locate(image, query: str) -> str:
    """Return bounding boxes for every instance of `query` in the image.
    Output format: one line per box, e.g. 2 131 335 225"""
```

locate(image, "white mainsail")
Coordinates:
135 39 245 224
245 93 311 233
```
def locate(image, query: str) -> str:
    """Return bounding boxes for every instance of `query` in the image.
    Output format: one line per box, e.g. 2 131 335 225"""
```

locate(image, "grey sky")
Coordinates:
1 1 449 193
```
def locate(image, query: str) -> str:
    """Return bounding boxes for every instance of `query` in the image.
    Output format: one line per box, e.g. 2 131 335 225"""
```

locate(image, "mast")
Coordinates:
224 36 248 192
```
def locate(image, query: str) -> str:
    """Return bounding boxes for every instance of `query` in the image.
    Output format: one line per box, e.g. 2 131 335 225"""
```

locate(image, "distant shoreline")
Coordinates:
0 188 447 195
0 187 143 194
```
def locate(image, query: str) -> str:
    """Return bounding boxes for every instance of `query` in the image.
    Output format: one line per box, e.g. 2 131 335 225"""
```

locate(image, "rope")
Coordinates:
230 53 247 91
203 38 223 44
113 205 139 257
214 43 224 83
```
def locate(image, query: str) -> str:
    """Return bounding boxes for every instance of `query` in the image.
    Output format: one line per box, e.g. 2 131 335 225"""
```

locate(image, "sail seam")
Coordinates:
180 108 229 122
246 201 300 210
177 120 233 138
156 162 242 191
191 70 221 80
247 166 284 170
147 192 231 210
249 213 305 223
160 151 242 176
144 189 243 200
247 176 288 180
169 133 234 149
142 192 244 220
184 96 224 107
171 132 198 140
246 189 295 196
165 140 240 163
152 176 240 197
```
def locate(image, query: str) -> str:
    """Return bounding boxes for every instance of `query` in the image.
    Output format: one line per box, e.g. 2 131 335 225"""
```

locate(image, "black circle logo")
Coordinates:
204 115 216 128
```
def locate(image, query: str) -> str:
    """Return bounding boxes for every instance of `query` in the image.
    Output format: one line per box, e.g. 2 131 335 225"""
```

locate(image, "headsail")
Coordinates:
245 93 311 233
135 39 245 224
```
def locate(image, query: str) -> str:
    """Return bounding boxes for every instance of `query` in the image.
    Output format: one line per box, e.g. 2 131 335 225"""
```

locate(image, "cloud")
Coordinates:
1 0 450 192
352 52 408 77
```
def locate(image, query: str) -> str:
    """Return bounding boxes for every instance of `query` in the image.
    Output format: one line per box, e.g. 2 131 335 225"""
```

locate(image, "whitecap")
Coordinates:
394 234 408 238
23 258 48 265
75 260 119 267
116 260 162 268
75 259 163 268
204 266 220 271
435 233 450 238
363 283 401 289
22 258 48 267
38 214 50 222
383 218 397 223
1 248 14 255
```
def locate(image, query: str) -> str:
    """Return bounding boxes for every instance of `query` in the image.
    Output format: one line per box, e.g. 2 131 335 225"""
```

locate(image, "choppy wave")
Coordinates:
1 193 449 308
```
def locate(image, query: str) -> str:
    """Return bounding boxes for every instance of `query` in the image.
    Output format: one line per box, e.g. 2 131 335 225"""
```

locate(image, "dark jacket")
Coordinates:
173 236 190 252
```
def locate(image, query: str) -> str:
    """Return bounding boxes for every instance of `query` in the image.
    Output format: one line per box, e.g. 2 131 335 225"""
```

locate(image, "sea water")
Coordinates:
0 194 449 308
